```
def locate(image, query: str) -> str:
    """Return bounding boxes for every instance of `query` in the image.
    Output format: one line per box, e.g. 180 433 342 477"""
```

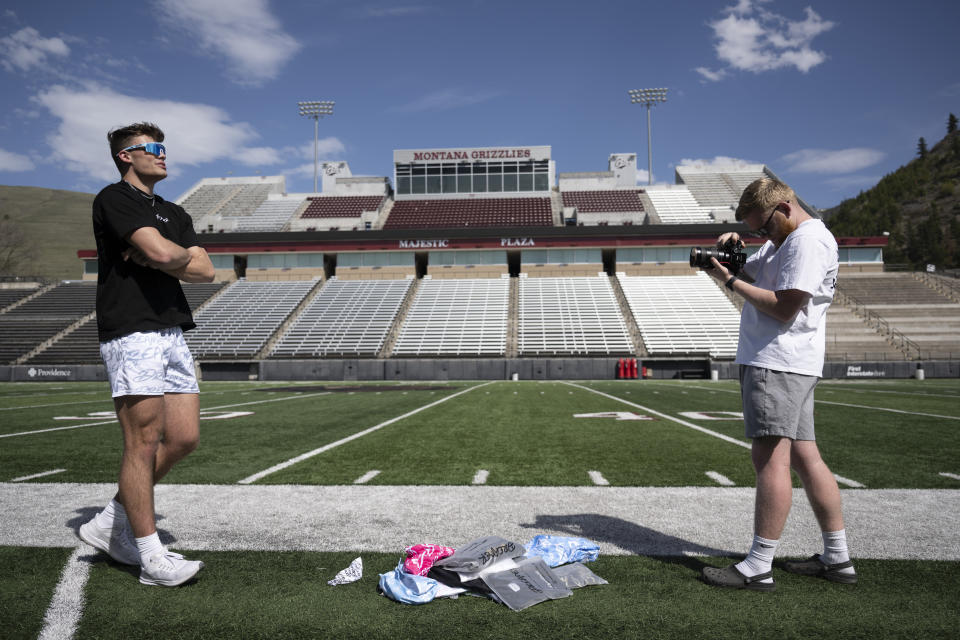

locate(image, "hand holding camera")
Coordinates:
689 236 747 275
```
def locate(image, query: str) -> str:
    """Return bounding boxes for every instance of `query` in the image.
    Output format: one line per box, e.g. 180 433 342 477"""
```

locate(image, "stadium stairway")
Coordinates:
16 311 95 365
0 281 56 313
914 272 960 304
549 191 563 226
376 277 421 358
609 273 647 356
505 276 519 358
255 278 326 359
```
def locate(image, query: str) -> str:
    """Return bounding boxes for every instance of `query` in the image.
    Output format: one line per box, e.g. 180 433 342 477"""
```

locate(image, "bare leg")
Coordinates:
115 396 164 538
791 440 845 532
154 393 200 482
751 436 795 540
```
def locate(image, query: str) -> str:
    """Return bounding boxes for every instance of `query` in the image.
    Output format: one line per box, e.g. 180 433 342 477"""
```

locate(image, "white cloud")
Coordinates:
678 156 759 171
781 148 885 174
0 26 69 72
155 0 300 85
694 66 727 82
701 2 835 79
32 83 285 182
390 88 501 113
0 147 35 171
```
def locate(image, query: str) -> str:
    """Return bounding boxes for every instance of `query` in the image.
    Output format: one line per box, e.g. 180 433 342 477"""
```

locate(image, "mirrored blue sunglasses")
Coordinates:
118 142 166 157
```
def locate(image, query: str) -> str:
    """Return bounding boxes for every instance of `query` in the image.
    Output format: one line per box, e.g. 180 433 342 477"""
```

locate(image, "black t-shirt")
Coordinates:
93 181 199 342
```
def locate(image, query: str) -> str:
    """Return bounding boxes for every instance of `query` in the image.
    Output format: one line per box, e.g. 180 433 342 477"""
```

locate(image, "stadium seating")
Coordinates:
0 282 97 364
618 272 739 358
180 184 242 219
0 286 39 310
384 198 552 229
560 190 644 213
185 280 317 359
643 187 715 224
25 283 227 365
392 278 509 356
837 273 952 305
227 197 305 233
518 277 632 356
676 167 766 208
270 278 412 358
300 195 385 219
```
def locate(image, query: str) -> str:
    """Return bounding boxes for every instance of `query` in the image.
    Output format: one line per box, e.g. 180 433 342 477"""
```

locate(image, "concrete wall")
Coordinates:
427 265 508 279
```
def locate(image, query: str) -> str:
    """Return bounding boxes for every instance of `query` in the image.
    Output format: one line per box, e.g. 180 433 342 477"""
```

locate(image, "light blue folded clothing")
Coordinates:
523 535 600 567
378 561 438 605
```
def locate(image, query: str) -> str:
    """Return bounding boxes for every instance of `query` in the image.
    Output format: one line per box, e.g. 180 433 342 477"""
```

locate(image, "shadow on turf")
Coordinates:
521 513 737 575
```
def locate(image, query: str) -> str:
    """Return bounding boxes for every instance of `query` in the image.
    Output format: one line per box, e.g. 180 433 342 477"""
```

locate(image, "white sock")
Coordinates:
735 535 778 583
136 532 165 567
821 530 855 573
94 498 127 530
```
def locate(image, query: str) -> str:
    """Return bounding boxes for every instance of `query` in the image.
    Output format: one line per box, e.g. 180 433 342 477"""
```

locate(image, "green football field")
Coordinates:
2 379 959 639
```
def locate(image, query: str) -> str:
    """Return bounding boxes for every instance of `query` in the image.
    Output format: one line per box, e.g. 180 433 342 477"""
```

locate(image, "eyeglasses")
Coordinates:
118 142 166 157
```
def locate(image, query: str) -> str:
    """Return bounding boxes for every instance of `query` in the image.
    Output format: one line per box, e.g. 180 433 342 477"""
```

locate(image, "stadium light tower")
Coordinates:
297 100 335 193
628 88 667 185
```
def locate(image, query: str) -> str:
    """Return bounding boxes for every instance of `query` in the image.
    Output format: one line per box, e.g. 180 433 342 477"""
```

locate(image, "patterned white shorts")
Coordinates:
100 327 199 398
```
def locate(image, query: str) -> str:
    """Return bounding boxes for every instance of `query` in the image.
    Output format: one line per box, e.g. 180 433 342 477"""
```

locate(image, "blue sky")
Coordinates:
0 0 957 210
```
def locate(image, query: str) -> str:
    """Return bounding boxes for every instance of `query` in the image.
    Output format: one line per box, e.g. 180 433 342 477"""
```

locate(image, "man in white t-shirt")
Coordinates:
700 178 856 591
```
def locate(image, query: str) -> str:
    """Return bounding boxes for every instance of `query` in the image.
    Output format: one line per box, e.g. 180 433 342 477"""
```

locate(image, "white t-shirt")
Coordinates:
736 218 839 377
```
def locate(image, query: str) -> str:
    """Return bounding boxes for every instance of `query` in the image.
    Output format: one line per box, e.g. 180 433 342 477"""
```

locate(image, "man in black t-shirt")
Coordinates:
78 122 214 587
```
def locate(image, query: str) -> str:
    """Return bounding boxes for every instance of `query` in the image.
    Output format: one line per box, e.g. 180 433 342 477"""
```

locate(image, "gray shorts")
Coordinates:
739 365 818 441
100 327 199 398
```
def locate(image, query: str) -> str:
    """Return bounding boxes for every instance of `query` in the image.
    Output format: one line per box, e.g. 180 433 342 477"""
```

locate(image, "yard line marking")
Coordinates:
562 382 751 450
11 468 66 482
0 393 330 439
834 474 866 488
588 470 609 486
939 472 960 481
655 382 960 420
705 471 735 486
815 400 960 421
353 470 380 484
0 398 111 412
238 381 496 484
37 546 91 640
473 469 489 485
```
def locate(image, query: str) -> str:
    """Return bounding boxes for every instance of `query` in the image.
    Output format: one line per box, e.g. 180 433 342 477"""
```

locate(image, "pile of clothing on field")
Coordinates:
377 535 606 611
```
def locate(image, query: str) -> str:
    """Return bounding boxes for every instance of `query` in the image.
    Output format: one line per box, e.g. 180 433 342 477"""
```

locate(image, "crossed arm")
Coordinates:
123 227 215 283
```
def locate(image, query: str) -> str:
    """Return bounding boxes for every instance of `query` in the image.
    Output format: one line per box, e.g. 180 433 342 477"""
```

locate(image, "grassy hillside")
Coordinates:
825 121 960 270
0 185 96 282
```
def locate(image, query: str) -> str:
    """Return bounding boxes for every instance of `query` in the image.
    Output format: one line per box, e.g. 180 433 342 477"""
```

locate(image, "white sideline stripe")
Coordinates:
588 470 609 486
705 471 735 486
939 472 960 481
0 392 329 439
238 381 495 484
37 546 90 640
11 468 66 482
473 469 489 485
0 398 110 412
834 474 866 488
562 382 751 450
354 470 380 484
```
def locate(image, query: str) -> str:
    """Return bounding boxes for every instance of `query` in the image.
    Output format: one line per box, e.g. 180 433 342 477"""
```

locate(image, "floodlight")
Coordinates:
628 88 668 185
298 100 335 192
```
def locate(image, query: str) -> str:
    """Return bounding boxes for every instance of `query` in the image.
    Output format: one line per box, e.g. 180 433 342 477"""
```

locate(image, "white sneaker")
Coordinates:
78 517 140 565
139 550 204 587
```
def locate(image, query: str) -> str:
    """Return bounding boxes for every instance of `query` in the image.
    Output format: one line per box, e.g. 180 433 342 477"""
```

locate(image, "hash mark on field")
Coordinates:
38 546 90 640
939 472 960 481
473 469 489 485
705 471 735 486
353 470 380 484
834 474 865 488
238 381 495 484
588 470 609 486
11 468 66 482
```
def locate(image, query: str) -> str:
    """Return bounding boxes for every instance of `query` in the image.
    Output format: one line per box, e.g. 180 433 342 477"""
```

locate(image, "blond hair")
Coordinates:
735 177 795 221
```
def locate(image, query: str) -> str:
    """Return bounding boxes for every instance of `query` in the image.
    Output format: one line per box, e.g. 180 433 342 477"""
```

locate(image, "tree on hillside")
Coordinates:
917 137 928 160
0 218 33 275
949 113 958 134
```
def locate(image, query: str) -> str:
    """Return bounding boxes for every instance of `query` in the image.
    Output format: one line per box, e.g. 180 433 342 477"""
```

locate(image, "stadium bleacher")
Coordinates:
384 197 552 229
0 282 97 364
676 166 767 209
0 286 39 311
271 278 412 358
643 186 716 224
300 195 385 219
518 276 632 356
392 278 509 356
618 272 739 358
560 190 644 213
185 280 318 359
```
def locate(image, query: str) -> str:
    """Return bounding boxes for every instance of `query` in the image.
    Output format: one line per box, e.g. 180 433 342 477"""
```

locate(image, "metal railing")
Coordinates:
834 289 922 360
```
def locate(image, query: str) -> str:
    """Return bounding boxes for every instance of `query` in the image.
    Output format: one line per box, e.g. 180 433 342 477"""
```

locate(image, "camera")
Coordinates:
689 239 746 275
